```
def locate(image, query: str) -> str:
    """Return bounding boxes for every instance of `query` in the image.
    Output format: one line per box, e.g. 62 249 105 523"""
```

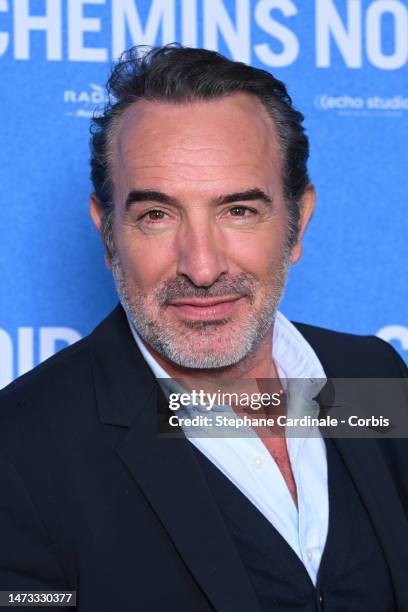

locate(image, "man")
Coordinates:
0 45 407 611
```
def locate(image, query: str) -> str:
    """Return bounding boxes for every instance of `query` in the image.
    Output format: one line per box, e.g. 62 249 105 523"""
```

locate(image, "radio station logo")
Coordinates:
63 83 107 118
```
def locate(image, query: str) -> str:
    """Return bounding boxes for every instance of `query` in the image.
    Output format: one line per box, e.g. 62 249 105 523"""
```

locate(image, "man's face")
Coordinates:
92 93 311 369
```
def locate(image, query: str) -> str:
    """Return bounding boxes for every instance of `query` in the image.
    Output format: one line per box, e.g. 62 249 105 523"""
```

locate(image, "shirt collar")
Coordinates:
128 312 327 435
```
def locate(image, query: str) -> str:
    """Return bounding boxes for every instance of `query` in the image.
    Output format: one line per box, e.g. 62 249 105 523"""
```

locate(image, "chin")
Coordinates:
167 351 246 370
156 333 255 370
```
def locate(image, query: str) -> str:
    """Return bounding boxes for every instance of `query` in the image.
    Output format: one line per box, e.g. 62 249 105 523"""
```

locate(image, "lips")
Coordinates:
167 295 245 321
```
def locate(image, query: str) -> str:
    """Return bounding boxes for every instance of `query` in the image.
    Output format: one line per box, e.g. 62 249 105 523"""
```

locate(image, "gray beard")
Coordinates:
111 256 290 370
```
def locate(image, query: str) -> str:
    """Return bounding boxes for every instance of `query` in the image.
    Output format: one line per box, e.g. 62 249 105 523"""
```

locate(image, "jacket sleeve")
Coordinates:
0 451 73 610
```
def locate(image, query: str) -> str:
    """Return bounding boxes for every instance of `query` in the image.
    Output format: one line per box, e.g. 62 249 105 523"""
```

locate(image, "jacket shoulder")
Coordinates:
0 335 93 420
293 322 407 378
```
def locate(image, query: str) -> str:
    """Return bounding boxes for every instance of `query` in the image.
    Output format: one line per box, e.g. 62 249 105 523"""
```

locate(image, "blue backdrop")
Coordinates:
1 0 407 388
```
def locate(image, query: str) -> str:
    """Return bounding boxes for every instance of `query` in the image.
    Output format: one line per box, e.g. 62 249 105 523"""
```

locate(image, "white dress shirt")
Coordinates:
128 311 328 585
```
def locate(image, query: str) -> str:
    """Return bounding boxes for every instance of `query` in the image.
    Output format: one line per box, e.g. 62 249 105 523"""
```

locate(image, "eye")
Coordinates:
228 206 256 217
144 209 166 221
136 208 171 231
137 209 169 225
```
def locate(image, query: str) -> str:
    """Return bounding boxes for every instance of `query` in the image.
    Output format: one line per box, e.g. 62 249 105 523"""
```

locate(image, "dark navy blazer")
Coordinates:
0 305 407 611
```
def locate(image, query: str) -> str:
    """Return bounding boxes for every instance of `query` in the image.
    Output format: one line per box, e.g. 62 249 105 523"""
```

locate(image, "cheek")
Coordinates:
115 234 176 292
226 228 288 280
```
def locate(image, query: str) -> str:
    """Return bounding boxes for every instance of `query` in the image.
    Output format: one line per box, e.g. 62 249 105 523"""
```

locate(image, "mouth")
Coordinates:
166 295 246 322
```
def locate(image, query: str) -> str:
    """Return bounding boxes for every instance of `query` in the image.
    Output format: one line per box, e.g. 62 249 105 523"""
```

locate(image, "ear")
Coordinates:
89 193 104 232
290 184 316 265
89 193 112 270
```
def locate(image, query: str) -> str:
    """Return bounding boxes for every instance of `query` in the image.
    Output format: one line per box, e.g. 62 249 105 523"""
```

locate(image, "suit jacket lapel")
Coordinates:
116 398 261 612
89 305 261 612
90 307 408 609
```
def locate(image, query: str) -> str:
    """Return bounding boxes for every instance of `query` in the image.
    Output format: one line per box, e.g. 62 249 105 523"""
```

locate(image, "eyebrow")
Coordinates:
125 190 177 210
215 188 272 207
124 187 273 210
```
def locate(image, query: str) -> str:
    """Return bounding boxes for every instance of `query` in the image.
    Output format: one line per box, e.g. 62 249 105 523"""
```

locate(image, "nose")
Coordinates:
176 218 228 287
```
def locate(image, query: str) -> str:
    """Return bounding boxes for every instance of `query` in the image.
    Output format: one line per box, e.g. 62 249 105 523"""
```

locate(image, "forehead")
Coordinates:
110 93 283 198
